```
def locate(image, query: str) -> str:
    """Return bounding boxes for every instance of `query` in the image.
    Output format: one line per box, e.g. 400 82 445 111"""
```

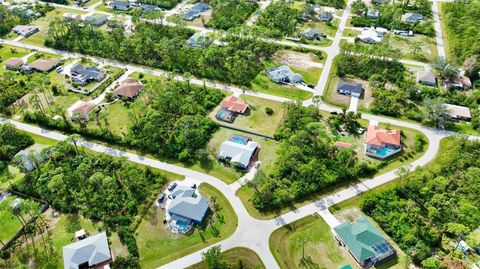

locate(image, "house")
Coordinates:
186 32 212 49
366 9 379 19
14 148 45 172
319 11 333 22
110 1 131 11
455 240 471 254
70 64 105 85
445 103 471 122
29 59 60 72
4 57 24 70
302 28 327 40
365 125 402 159
63 13 82 21
112 77 143 99
266 65 303 84
218 135 259 169
69 100 97 121
393 29 413 36
84 15 109 26
221 96 249 114
402 13 423 23
444 75 472 90
337 81 363 98
12 25 39 37
334 216 396 268
139 3 161 13
183 3 210 21
168 185 210 228
62 232 112 269
357 28 383 43
416 70 436 86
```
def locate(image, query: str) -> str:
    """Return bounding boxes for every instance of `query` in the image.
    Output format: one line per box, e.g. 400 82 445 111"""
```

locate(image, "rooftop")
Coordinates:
221 96 249 113
445 103 471 119
62 232 111 269
365 125 401 147
112 77 143 98
218 139 258 167
4 57 24 68
29 59 60 72
168 185 209 223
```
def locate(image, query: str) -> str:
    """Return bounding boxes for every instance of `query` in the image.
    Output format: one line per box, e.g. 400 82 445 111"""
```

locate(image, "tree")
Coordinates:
351 0 367 15
312 95 322 108
410 41 423 58
421 98 449 129
294 231 312 260
201 246 229 269
431 58 459 81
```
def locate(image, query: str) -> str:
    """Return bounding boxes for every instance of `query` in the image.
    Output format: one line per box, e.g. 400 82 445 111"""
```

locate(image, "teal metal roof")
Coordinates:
333 216 388 262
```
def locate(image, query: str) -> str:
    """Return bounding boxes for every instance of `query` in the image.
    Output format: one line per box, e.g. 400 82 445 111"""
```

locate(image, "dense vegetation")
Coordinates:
350 0 434 36
256 0 300 38
362 138 480 267
0 124 34 161
205 0 258 30
443 1 480 68
249 103 376 210
46 21 277 86
15 140 165 226
309 0 345 9
138 0 181 9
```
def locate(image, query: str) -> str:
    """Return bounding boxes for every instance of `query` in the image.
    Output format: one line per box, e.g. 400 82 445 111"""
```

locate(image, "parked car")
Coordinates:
190 183 197 189
158 193 166 203
167 182 177 191
55 66 63 73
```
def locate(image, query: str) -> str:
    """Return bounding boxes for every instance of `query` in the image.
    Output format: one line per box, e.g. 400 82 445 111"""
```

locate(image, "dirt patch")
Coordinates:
273 50 324 70
334 208 364 223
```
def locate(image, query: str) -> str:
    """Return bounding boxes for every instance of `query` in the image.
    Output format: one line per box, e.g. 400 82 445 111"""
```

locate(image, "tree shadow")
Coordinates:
299 255 321 269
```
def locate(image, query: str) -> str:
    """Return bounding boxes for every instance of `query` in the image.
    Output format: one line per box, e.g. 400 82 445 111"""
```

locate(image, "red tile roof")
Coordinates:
335 141 352 148
365 125 401 147
221 96 249 113
112 78 143 98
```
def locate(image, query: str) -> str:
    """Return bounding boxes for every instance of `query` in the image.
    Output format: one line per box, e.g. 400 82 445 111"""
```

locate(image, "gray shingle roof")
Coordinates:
62 232 111 269
337 81 363 94
168 186 209 223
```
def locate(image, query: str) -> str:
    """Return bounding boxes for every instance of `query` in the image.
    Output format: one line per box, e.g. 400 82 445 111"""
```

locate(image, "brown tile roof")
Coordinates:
365 125 401 147
221 96 249 114
112 78 143 98
4 58 24 69
71 101 96 120
335 141 352 148
29 59 60 72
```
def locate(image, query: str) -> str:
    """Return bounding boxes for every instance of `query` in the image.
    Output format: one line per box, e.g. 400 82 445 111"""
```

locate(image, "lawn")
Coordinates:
210 95 286 137
343 28 361 38
301 18 340 37
270 214 359 269
0 45 30 72
22 7 88 47
251 72 313 101
136 183 238 268
187 247 265 269
385 34 438 62
0 195 28 242
207 127 280 176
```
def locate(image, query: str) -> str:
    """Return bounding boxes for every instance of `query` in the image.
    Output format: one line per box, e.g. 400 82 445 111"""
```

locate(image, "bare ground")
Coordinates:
273 50 324 70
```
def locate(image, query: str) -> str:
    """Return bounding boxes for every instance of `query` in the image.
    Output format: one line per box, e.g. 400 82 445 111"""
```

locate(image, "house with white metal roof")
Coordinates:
62 232 112 269
218 135 259 169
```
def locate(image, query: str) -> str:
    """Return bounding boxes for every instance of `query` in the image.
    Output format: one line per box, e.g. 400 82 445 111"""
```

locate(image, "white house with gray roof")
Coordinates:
168 186 209 227
337 81 363 97
62 232 112 269
402 13 424 23
266 65 303 84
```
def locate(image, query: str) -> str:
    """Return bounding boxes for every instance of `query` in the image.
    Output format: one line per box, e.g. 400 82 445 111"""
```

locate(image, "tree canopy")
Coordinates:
0 123 34 161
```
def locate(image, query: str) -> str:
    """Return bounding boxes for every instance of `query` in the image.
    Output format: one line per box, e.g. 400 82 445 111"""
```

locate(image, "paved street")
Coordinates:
0 0 464 267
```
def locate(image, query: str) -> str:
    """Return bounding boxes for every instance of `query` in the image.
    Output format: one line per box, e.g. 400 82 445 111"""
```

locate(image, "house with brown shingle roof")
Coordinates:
4 58 24 70
112 78 143 99
29 59 60 72
69 100 96 122
365 125 402 159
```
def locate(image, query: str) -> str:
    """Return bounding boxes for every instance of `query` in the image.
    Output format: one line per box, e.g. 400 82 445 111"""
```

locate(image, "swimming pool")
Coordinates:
229 135 250 145
176 220 190 229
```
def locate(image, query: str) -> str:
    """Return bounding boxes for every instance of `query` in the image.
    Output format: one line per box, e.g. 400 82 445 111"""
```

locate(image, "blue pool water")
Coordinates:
217 110 227 119
375 147 395 157
229 135 249 145
176 220 190 229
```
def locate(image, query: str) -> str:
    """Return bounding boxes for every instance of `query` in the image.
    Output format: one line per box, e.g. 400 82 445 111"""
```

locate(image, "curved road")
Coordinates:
0 0 463 268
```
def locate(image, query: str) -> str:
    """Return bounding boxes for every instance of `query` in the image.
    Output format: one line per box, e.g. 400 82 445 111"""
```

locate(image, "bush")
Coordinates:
264 107 274 115
118 226 139 257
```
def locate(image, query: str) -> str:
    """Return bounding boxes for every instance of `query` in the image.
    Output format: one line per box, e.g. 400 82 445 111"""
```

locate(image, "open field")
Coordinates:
137 183 238 268
188 247 265 269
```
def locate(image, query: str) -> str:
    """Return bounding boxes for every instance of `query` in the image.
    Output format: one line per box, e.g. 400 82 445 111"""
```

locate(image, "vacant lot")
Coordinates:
188 247 265 269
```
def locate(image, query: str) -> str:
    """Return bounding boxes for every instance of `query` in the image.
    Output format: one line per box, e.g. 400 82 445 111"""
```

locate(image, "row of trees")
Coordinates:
46 20 277 86
249 103 376 210
350 0 434 36
362 138 480 267
205 0 258 30
0 123 34 161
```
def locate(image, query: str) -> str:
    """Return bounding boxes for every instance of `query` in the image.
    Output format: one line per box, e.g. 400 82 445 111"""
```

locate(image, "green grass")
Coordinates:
137 183 238 268
270 214 359 269
0 45 30 72
385 34 438 63
0 195 26 242
251 72 313 101
207 127 279 176
187 247 265 269
301 18 340 37
343 28 361 38
210 95 286 137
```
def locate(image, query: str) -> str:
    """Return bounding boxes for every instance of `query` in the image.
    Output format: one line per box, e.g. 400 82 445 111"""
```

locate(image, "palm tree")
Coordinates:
294 231 313 261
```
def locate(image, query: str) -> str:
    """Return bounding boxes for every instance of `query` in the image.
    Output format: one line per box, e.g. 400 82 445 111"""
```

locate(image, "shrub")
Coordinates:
264 107 274 115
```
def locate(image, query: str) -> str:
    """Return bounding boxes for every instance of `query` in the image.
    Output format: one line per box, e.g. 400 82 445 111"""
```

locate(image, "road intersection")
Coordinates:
0 0 467 268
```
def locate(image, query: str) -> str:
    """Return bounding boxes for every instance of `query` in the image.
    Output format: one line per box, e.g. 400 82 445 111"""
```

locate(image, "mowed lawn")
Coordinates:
0 45 30 72
187 247 265 269
0 195 26 242
210 95 286 137
270 214 359 269
251 73 313 101
207 127 279 176
136 183 238 268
